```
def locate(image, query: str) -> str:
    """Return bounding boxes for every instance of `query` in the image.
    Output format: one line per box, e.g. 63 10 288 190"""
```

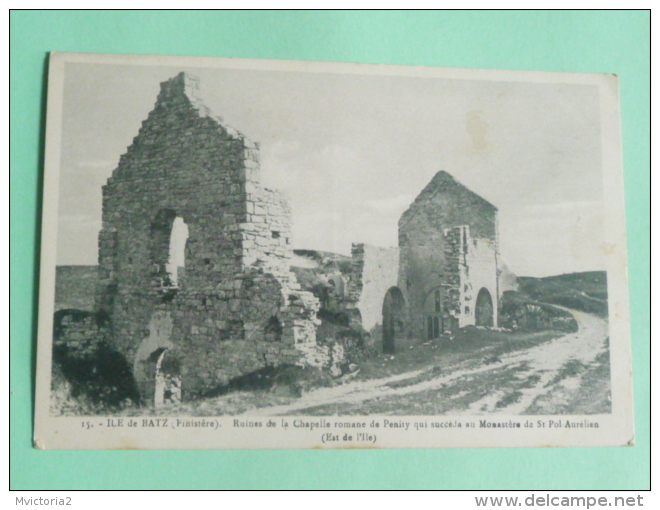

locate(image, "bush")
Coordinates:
499 291 578 333
517 272 608 317
52 312 141 413
54 341 141 410
201 364 335 399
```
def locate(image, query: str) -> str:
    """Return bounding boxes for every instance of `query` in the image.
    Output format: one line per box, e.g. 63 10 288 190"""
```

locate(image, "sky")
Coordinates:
55 61 606 277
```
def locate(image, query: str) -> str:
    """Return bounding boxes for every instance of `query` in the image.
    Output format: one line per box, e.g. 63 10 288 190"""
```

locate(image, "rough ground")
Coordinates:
121 308 611 417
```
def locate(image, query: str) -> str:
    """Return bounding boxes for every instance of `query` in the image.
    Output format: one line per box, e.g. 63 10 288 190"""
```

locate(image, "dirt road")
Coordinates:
243 309 610 416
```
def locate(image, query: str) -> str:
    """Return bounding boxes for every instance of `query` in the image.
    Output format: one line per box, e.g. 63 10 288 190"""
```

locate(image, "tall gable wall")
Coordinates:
96 73 321 399
399 171 498 244
397 171 499 341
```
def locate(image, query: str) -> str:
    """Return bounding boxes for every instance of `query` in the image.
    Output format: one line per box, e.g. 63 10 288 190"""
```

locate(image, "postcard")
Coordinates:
34 52 633 449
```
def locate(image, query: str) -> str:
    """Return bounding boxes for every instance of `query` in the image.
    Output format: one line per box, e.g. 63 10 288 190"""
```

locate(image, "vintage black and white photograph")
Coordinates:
34 53 632 449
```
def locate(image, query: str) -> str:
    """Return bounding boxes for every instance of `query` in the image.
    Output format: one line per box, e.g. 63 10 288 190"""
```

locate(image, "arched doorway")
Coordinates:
382 287 405 354
475 288 494 327
423 288 443 340
136 347 182 407
134 311 179 405
153 349 182 407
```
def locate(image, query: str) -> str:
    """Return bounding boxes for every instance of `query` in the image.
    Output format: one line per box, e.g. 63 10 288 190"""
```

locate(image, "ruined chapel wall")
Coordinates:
96 73 256 363
55 266 98 312
399 173 498 245
444 226 499 328
241 186 294 270
96 73 320 396
397 211 448 340
347 243 400 333
397 172 499 339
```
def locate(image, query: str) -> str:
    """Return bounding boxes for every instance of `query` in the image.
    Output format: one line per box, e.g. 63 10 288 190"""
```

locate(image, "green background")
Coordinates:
10 10 650 490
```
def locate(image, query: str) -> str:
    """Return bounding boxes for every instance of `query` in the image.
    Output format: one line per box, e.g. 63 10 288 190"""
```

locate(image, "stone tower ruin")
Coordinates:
394 171 500 347
95 72 324 402
316 171 502 355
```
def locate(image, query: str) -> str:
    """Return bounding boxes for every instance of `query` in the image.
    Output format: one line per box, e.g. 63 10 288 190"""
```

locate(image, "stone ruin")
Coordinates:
54 72 514 406
395 171 502 346
322 172 505 354
94 72 331 403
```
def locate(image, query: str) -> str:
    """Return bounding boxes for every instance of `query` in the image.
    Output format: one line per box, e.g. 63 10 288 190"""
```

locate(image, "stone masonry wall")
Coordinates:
399 171 498 244
443 226 499 328
398 171 499 339
96 73 321 398
53 309 107 358
346 243 399 334
55 266 98 311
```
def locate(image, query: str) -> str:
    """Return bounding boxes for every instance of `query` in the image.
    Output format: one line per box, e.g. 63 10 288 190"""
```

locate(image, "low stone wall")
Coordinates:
53 309 107 357
499 293 578 333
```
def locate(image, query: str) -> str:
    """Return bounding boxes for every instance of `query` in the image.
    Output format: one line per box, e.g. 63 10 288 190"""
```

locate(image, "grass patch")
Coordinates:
495 391 523 408
520 373 542 389
199 365 335 399
544 358 589 388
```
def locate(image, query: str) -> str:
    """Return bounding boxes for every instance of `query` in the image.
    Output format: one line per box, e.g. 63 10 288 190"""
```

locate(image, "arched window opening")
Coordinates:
265 316 283 342
166 217 188 287
151 210 188 292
